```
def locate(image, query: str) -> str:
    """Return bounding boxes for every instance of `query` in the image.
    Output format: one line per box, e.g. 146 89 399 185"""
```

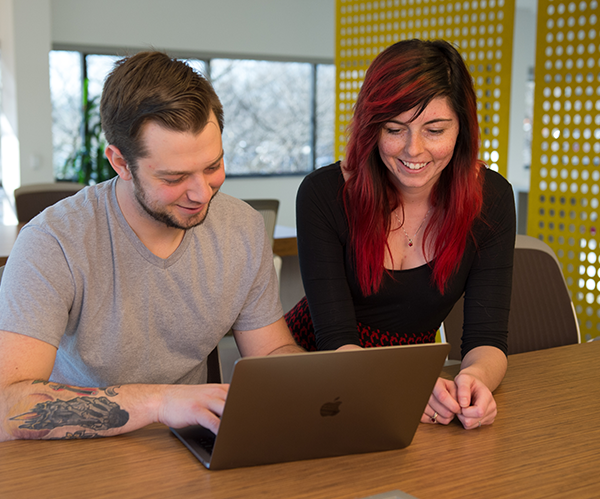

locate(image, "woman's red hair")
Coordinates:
343 39 484 295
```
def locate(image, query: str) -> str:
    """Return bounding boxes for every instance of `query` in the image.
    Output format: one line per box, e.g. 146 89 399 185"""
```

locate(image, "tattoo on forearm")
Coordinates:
10 397 129 431
31 380 121 397
62 430 99 440
32 380 99 396
102 386 121 397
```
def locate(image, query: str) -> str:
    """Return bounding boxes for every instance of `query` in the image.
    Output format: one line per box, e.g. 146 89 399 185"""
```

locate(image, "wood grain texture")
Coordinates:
1 342 599 499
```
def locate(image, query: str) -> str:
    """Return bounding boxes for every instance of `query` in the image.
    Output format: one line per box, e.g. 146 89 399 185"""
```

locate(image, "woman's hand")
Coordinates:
420 377 461 426
453 371 497 429
421 346 506 430
421 374 497 429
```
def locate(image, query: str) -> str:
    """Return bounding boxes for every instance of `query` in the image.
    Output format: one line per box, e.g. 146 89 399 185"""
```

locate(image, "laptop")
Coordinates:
170 342 450 470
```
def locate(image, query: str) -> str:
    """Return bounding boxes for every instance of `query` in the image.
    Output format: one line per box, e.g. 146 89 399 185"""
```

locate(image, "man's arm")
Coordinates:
233 317 304 357
0 330 228 442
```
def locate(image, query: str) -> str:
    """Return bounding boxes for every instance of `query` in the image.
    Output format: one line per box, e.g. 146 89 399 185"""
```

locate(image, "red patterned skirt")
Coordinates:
284 296 437 351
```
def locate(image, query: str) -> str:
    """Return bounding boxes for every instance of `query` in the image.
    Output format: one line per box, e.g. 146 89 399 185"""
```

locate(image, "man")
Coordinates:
0 51 302 441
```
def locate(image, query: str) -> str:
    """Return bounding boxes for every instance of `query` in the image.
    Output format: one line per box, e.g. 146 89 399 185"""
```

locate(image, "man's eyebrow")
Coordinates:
154 150 224 175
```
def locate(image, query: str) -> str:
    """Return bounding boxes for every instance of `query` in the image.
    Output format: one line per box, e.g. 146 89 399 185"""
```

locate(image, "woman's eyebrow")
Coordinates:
386 118 454 126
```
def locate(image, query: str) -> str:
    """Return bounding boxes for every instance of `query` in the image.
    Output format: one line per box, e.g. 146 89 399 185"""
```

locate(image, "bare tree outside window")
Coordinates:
50 52 333 179
316 64 335 168
211 59 313 175
87 55 120 101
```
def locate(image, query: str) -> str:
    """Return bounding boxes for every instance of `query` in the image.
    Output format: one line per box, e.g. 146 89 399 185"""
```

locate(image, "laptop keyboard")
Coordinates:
197 432 216 454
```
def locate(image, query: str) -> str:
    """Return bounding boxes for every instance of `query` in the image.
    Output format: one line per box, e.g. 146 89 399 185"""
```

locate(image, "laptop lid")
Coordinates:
171 342 450 470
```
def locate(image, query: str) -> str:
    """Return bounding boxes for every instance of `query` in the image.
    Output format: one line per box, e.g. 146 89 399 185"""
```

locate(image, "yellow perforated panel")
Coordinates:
528 0 600 341
335 0 515 177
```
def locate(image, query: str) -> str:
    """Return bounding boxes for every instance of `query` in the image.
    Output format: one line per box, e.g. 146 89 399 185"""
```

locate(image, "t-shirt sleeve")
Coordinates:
460 171 516 357
0 225 74 347
296 168 361 349
231 215 284 332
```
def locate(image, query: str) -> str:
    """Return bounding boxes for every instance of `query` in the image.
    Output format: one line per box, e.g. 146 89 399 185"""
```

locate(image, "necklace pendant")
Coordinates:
408 239 413 247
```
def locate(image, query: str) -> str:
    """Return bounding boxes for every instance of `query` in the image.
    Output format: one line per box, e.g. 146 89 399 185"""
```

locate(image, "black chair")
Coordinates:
443 234 580 360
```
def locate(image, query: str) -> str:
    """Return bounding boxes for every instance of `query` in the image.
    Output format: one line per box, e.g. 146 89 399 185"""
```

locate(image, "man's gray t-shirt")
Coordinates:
0 178 283 386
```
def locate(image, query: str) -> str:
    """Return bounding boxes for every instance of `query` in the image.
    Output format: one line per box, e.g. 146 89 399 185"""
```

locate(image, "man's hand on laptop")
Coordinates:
155 383 229 434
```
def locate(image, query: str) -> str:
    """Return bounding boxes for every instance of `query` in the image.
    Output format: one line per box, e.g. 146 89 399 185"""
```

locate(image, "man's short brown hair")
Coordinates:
100 51 224 169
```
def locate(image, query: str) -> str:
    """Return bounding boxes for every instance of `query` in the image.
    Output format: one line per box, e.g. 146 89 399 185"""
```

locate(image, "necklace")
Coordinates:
393 208 431 247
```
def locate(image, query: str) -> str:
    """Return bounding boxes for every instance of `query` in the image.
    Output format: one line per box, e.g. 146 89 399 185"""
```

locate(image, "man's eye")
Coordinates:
163 177 183 184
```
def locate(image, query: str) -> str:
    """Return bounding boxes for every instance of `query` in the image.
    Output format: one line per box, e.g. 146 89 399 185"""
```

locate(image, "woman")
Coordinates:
286 39 516 430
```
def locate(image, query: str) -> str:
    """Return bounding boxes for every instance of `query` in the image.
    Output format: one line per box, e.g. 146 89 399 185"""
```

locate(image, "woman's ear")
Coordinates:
105 145 132 180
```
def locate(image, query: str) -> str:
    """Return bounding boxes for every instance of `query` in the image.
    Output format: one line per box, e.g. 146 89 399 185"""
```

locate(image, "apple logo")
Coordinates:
320 397 342 417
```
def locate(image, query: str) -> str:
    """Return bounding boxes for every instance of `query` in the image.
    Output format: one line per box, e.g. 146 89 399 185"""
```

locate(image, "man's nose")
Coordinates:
186 175 213 204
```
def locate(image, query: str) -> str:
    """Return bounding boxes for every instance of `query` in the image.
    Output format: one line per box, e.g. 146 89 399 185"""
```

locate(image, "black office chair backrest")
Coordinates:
14 182 85 225
443 234 580 360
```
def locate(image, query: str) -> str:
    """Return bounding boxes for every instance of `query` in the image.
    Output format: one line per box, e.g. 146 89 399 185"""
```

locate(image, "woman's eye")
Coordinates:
385 127 403 135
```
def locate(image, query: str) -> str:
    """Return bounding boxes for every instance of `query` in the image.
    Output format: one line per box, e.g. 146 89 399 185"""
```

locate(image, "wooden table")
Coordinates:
273 226 297 257
1 342 599 499
273 235 298 257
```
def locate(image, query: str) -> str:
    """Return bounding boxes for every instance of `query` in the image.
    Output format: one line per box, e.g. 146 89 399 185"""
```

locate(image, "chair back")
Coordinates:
243 199 279 248
206 346 222 383
14 182 85 225
443 234 580 360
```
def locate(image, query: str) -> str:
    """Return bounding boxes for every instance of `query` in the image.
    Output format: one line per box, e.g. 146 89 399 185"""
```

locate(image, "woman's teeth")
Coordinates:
401 160 427 170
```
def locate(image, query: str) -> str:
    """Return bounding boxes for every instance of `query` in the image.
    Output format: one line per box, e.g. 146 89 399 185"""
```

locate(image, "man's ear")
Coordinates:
105 145 132 180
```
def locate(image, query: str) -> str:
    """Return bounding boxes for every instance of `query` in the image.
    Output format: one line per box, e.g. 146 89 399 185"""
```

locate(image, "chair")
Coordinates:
243 198 282 281
206 346 222 383
443 234 581 360
14 182 85 225
243 199 280 249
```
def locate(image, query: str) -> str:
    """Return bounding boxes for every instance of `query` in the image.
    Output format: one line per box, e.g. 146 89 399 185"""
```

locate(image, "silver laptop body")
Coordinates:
171 343 450 470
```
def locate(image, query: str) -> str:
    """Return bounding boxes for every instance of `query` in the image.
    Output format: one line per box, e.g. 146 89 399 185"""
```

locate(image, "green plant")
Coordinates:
63 78 116 185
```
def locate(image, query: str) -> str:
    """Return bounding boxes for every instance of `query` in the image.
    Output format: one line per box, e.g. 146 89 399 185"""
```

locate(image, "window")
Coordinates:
49 50 82 180
49 51 334 180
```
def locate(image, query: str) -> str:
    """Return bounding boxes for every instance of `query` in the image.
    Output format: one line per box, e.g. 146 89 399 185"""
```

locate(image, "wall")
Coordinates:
51 0 335 63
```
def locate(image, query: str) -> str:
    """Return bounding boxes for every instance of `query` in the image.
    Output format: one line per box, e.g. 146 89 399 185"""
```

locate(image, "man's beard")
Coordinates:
132 175 218 230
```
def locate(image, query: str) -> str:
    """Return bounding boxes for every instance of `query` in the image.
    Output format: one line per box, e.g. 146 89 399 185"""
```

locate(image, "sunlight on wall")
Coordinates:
0 112 21 201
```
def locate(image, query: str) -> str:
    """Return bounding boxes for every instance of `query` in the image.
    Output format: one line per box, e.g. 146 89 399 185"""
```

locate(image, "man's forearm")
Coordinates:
0 379 159 441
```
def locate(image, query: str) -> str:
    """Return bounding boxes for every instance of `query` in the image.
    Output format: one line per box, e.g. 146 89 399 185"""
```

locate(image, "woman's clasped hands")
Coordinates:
421 372 497 430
